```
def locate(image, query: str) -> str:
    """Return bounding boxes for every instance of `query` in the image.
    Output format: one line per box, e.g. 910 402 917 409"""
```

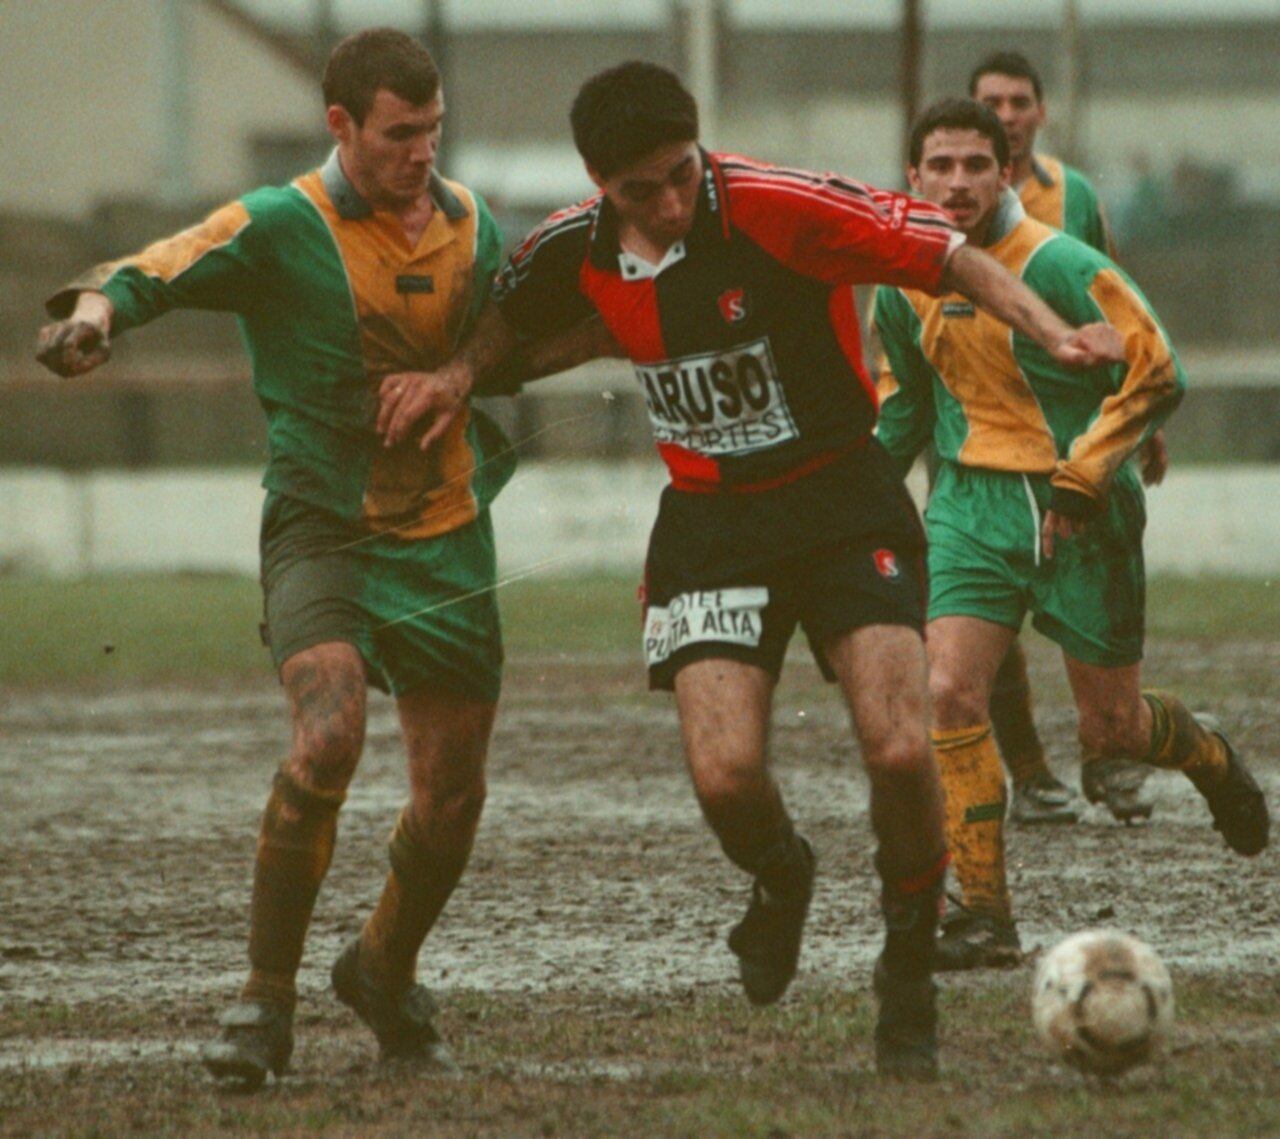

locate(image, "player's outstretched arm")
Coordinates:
942 245 1125 368
378 304 622 451
35 291 114 378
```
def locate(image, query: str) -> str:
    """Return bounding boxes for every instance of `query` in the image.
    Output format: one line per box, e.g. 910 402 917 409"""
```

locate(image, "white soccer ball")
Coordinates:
1032 929 1174 1076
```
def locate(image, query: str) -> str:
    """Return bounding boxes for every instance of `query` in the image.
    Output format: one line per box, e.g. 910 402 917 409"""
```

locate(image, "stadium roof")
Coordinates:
236 0 1280 32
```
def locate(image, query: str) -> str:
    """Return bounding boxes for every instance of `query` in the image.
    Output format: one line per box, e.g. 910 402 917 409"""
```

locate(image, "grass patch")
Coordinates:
0 572 1273 686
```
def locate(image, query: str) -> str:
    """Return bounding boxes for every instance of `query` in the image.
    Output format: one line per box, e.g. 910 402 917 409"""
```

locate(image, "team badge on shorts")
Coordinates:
718 287 748 324
873 548 901 580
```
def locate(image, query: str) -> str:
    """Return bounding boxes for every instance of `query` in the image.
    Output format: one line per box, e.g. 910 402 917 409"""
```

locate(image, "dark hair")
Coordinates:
909 98 1010 168
968 50 1044 101
322 28 440 124
570 61 698 178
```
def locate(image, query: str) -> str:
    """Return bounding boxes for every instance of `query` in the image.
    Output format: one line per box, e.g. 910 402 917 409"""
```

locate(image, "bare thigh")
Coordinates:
674 657 774 792
825 624 930 772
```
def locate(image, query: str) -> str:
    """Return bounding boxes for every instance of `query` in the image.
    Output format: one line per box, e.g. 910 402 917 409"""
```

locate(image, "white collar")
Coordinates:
617 240 687 281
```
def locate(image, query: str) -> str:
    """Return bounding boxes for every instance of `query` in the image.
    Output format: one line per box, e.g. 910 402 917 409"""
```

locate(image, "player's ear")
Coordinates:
998 162 1013 192
585 165 607 192
906 165 923 193
326 104 354 144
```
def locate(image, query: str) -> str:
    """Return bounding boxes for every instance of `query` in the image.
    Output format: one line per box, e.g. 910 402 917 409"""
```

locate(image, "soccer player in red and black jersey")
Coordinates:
378 62 1124 1079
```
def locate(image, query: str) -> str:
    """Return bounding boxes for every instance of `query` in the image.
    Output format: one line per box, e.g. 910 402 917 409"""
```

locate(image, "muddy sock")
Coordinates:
989 641 1050 785
877 850 948 978
931 724 1010 920
241 769 345 1013
359 807 473 994
1143 691 1228 790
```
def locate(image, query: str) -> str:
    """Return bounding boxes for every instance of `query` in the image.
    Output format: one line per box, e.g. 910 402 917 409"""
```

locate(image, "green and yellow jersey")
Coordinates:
1020 153 1115 258
47 151 510 539
874 193 1184 518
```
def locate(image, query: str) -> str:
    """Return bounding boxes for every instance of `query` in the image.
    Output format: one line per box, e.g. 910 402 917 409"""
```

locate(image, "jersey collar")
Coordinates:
1029 155 1056 188
320 148 467 222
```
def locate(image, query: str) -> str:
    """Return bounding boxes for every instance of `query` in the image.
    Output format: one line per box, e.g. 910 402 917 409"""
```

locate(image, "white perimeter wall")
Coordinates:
1 463 1277 579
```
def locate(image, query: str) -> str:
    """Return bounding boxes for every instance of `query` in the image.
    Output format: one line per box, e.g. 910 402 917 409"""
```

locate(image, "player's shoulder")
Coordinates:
716 151 878 207
509 193 602 268
1022 220 1112 287
240 180 321 234
1047 155 1102 204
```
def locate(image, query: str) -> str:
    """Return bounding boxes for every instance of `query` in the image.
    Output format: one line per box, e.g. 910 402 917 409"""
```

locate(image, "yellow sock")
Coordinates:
1143 691 1228 789
360 808 468 994
241 768 344 1014
932 724 1010 919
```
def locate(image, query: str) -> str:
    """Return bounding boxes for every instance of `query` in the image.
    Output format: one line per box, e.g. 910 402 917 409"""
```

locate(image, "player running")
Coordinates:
971 49 1172 822
873 98 1269 971
969 50 1169 825
34 29 590 1090
383 62 1126 1079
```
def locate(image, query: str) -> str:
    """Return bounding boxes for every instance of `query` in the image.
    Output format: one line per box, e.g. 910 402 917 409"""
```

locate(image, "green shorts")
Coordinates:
925 463 1145 667
259 493 503 701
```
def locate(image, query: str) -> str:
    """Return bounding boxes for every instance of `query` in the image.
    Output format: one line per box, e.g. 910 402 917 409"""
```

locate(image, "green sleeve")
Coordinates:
873 287 936 476
46 193 279 334
468 192 504 330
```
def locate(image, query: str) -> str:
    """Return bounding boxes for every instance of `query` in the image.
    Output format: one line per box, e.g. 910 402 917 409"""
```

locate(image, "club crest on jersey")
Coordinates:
873 548 901 579
718 287 748 324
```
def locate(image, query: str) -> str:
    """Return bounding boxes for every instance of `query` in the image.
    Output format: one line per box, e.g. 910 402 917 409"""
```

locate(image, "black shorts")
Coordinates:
642 440 927 690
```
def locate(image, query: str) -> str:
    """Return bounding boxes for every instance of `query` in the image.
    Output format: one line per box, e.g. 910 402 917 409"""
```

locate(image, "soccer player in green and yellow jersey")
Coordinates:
874 99 1268 970
35 28 600 1089
969 50 1168 824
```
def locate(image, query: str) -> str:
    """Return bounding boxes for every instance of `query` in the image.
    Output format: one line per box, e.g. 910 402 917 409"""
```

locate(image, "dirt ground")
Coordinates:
1 638 1277 1135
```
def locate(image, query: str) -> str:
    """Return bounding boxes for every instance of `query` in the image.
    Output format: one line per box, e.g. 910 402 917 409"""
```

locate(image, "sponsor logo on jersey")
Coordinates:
941 301 976 318
873 548 900 579
633 337 799 457
395 274 435 294
644 587 768 666
718 287 748 324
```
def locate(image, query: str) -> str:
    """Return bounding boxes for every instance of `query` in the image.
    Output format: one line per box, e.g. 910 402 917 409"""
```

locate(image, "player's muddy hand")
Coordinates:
1139 430 1169 486
378 366 472 450
1041 509 1085 560
35 319 111 377
1051 322 1125 368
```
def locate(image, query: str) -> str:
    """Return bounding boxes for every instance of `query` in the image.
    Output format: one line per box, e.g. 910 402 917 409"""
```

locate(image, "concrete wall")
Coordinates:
1 0 316 217
2 462 1277 579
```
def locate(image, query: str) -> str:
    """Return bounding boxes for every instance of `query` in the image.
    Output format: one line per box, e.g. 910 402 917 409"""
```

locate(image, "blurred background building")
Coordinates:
1 0 1277 574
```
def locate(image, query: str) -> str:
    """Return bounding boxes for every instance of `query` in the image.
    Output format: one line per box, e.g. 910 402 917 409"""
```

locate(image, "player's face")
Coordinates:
329 87 444 209
972 73 1044 164
908 129 1011 240
590 141 702 250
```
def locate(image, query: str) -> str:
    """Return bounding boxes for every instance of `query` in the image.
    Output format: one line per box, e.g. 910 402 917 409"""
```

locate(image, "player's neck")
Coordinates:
339 150 435 241
1011 153 1036 188
617 224 679 266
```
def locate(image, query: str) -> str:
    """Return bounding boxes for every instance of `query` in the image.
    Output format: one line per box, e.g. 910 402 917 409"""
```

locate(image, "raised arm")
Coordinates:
940 244 1125 368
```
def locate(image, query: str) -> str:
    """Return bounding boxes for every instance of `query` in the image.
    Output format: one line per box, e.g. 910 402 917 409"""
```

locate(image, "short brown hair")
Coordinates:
969 51 1044 102
909 98 1010 169
322 28 439 124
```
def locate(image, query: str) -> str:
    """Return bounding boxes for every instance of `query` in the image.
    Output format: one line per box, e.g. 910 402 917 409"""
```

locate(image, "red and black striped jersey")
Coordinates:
493 150 959 491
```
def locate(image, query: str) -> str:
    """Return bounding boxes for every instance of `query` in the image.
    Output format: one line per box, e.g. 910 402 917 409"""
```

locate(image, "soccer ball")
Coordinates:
1032 929 1174 1076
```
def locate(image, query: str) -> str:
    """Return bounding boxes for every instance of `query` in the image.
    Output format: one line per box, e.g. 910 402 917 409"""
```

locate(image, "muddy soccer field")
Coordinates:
1 575 1277 1137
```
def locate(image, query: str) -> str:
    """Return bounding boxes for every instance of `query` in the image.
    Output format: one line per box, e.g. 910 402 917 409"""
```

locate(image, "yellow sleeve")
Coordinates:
1051 268 1185 505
